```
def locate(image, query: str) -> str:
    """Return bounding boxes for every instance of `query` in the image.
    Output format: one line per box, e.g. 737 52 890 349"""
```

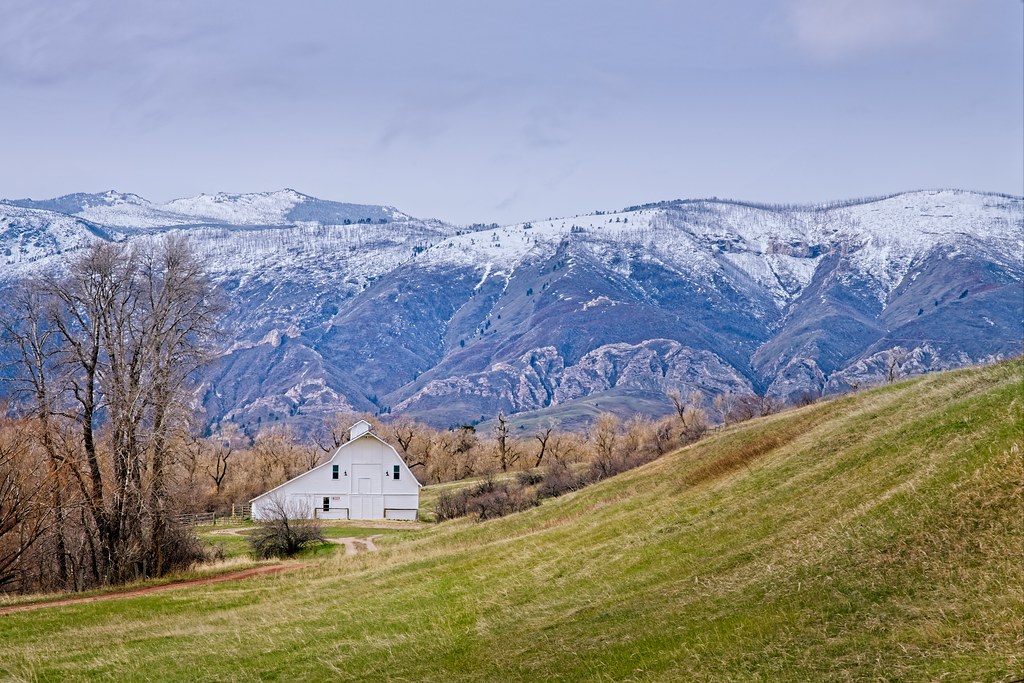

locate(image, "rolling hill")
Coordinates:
1 360 1020 681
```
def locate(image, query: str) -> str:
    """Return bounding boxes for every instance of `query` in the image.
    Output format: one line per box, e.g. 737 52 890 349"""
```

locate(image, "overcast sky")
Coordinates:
1 0 1021 224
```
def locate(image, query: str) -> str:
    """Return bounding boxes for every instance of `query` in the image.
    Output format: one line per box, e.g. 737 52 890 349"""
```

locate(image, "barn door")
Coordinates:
351 463 382 519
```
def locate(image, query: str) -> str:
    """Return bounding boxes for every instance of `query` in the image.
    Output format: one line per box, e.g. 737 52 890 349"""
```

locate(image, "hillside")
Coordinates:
1 360 1020 681
1 188 1020 431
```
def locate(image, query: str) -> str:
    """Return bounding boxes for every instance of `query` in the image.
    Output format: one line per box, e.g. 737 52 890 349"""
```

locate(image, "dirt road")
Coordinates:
0 563 307 617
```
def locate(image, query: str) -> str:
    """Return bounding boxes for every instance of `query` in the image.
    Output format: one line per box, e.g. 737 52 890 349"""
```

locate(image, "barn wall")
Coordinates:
251 434 420 521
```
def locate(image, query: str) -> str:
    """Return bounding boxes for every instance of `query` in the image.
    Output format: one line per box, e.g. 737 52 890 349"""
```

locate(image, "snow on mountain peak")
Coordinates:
3 188 420 230
93 190 149 206
412 189 1021 312
161 190 304 225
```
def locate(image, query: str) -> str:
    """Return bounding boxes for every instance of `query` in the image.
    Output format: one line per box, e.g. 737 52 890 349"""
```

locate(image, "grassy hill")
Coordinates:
1 360 1021 682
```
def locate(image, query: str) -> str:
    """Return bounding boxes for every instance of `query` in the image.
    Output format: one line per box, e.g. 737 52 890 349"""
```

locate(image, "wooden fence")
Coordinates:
173 503 251 526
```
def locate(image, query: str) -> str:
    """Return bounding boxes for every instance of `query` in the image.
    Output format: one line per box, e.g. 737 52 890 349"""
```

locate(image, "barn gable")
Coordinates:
250 422 420 521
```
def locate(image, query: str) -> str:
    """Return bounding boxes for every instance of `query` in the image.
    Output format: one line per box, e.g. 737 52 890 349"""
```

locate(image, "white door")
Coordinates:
350 464 382 520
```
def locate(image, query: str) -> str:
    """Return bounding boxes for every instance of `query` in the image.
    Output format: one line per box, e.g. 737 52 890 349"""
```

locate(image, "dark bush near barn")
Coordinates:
466 482 539 520
435 490 469 521
249 497 326 559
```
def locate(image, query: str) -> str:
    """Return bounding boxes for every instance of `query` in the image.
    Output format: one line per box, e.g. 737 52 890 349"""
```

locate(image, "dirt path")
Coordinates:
206 527 382 556
0 563 308 617
328 534 380 556
1 532 385 616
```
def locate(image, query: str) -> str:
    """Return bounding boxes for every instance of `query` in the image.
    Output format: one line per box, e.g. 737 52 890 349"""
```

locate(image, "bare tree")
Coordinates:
589 413 620 477
547 432 581 466
0 293 76 588
1 237 221 586
886 349 908 384
253 426 316 484
390 418 417 457
621 415 652 459
668 390 708 443
203 423 245 498
0 420 54 590
724 393 782 424
389 417 430 472
533 423 555 468
651 417 678 455
179 434 204 492
313 412 360 453
493 413 521 472
434 426 479 481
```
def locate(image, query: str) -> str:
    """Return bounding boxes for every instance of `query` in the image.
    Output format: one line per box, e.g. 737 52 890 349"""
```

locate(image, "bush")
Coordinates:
516 471 545 487
156 521 208 574
537 464 585 499
249 497 326 559
435 490 469 521
435 478 540 522
469 476 497 497
466 483 538 520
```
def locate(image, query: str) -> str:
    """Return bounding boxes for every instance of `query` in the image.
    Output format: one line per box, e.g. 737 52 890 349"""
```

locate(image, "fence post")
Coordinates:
231 503 236 518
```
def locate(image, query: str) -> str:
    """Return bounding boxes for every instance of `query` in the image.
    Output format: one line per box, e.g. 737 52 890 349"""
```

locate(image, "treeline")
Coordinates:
0 370 801 592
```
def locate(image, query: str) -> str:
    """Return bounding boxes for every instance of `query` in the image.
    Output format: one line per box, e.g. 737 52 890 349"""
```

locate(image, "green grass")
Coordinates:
1 360 1021 682
196 528 252 560
318 523 419 539
197 522 418 560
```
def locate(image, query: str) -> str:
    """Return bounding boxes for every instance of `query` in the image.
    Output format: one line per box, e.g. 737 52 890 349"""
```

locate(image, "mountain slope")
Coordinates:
1 361 1020 681
0 188 1020 431
0 204 119 273
341 190 1022 426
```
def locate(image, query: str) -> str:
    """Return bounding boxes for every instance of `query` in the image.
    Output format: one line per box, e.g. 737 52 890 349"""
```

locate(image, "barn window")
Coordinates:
393 465 400 480
332 465 339 480
322 497 330 511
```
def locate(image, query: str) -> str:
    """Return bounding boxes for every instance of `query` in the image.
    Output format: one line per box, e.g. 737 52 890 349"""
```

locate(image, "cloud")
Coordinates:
494 188 523 212
520 105 573 150
787 0 970 60
0 0 223 86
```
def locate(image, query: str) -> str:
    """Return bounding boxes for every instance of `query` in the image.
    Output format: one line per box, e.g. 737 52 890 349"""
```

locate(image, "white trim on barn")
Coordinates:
250 421 421 521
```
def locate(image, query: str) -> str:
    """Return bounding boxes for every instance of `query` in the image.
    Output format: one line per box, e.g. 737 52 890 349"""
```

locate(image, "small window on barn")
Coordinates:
393 465 401 480
322 497 330 511
332 465 339 480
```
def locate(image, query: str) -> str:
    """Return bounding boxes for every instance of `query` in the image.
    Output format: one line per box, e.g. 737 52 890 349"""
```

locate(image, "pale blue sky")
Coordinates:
1 0 1021 224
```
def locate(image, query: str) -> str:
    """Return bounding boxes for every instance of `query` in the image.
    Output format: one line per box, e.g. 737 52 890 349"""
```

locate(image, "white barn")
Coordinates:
250 420 421 521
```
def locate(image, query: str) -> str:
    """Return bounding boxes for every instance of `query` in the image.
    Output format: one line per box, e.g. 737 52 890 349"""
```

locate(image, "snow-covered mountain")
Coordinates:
0 203 120 270
6 189 409 231
1 188 1021 431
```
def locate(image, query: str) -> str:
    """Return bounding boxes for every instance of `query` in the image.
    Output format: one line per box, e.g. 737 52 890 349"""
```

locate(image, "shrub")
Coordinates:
156 521 208 574
537 463 585 499
249 497 326 559
469 476 497 497
435 490 469 521
516 471 545 487
466 483 539 520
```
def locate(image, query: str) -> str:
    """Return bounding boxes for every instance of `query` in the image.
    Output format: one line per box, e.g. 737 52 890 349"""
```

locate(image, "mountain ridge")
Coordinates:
1 187 1020 432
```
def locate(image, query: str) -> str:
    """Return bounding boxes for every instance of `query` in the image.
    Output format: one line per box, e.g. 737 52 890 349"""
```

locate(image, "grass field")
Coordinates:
196 522 421 560
1 360 1021 682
